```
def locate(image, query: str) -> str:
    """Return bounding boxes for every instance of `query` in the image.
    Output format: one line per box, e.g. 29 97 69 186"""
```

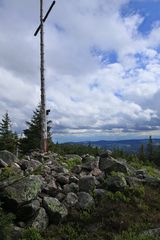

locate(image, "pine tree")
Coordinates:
20 106 53 154
147 136 153 162
0 112 18 153
138 144 146 163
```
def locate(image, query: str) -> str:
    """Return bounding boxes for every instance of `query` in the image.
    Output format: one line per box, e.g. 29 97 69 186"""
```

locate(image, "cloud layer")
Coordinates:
0 0 160 142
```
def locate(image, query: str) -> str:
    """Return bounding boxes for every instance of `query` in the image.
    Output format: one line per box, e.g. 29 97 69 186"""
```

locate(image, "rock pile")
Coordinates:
0 149 160 239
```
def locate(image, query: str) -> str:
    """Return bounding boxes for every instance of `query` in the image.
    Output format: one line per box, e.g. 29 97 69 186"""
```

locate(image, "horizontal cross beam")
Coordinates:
34 0 56 36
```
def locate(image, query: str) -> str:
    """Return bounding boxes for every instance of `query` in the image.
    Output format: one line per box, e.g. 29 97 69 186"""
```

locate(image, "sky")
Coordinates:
0 0 160 142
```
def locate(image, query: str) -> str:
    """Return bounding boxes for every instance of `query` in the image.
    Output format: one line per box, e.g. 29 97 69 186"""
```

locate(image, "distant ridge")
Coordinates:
66 139 160 153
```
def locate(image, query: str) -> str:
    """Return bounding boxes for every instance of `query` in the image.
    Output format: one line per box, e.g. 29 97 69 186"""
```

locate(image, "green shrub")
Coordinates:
105 191 130 203
46 224 89 240
32 165 43 175
114 230 159 240
0 208 15 240
58 224 80 240
125 185 145 199
111 171 126 177
21 227 43 240
67 157 81 170
145 166 160 178
79 206 94 222
59 157 81 171
0 166 16 181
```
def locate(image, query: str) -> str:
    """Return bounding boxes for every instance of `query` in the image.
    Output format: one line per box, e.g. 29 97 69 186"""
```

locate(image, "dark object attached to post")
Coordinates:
46 109 51 116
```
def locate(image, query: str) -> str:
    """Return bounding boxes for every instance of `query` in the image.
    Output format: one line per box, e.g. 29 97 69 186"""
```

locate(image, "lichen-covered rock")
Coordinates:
105 175 127 192
82 158 99 171
99 157 130 175
125 176 145 187
135 169 148 179
99 150 112 158
43 197 68 223
17 199 41 221
79 176 95 193
2 175 42 207
63 183 79 194
0 165 23 190
144 176 160 187
0 150 18 165
0 159 8 168
54 166 69 174
42 179 58 197
82 155 96 163
78 192 95 210
29 207 49 231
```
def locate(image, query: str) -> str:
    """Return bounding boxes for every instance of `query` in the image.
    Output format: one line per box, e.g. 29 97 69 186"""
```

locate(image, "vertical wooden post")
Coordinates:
40 0 47 152
34 1 56 153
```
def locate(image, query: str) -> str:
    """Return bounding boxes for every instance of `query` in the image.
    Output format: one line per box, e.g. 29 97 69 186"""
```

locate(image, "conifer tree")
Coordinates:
0 112 18 153
147 136 153 162
138 144 146 163
20 106 53 154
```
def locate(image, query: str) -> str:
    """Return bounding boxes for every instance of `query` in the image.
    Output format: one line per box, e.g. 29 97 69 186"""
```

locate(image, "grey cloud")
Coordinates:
0 0 160 141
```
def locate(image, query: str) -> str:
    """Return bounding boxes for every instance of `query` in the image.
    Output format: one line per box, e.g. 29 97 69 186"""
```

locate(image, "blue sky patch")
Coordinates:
121 0 160 36
91 47 118 64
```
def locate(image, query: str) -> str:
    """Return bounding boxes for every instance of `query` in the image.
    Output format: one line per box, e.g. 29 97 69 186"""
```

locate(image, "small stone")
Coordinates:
69 176 79 184
56 174 69 185
64 192 78 207
63 183 79 194
56 193 66 202
91 168 102 177
20 160 30 171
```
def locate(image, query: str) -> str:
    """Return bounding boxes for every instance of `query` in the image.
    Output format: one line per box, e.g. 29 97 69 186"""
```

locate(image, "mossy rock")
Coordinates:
0 166 23 190
43 197 68 223
2 175 42 207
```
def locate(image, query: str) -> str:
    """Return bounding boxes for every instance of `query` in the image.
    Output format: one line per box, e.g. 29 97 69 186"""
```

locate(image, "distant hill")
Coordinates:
67 139 160 153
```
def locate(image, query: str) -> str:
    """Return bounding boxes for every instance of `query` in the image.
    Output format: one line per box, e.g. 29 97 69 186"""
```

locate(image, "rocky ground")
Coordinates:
0 150 160 240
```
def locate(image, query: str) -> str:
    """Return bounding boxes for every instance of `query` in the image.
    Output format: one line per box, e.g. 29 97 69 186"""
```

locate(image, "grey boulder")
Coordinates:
3 175 42 207
79 176 95 193
43 197 68 223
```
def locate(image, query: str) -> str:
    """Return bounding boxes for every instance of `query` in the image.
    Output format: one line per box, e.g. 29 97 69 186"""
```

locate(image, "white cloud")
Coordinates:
0 0 160 141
